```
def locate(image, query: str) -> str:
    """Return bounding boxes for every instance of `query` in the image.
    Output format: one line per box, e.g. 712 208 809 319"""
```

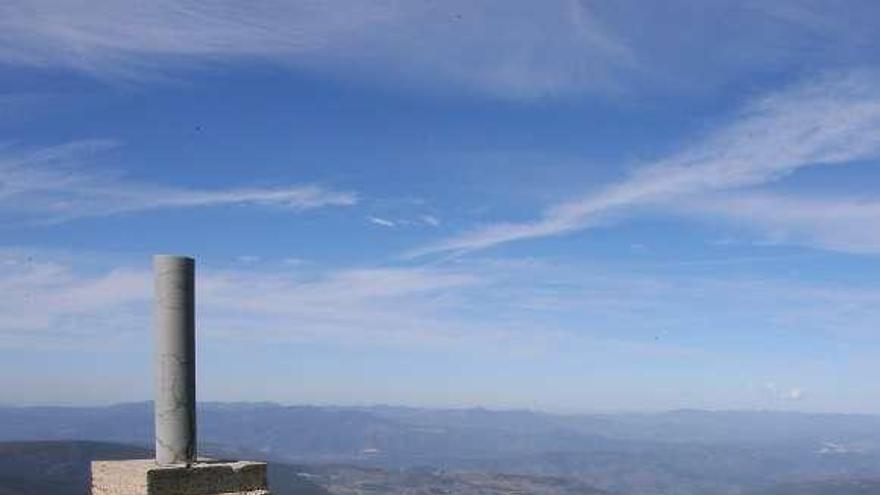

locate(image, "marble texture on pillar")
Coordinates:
154 255 197 465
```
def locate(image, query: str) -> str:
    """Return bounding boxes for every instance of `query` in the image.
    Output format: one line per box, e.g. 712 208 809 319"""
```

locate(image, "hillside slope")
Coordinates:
0 441 611 495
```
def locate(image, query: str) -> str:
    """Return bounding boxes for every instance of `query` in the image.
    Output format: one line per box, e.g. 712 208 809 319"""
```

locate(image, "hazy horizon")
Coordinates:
4 400 880 418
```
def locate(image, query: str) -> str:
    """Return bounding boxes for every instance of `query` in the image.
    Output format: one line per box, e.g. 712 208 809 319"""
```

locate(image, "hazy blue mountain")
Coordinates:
0 402 622 463
7 403 880 454
4 404 880 494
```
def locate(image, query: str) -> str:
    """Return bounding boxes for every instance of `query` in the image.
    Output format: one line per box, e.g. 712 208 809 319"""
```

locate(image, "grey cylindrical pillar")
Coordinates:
153 255 197 465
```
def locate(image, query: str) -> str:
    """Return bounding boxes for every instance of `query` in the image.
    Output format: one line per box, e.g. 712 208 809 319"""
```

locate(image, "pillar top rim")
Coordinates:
153 254 195 262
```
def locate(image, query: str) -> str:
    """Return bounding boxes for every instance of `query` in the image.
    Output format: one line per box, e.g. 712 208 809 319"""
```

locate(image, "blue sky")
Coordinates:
3 0 880 412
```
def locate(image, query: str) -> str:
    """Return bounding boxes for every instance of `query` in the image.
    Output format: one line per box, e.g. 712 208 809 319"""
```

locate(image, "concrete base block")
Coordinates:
91 459 270 495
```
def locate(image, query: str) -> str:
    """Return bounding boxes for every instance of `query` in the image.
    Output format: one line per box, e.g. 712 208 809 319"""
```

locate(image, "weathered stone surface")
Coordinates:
154 255 197 465
91 460 270 495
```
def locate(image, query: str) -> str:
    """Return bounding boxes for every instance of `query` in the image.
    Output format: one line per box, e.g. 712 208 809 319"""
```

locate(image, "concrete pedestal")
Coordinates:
91 460 270 495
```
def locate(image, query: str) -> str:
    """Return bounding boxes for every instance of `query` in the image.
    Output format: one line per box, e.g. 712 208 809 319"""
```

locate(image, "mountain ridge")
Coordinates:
5 404 880 494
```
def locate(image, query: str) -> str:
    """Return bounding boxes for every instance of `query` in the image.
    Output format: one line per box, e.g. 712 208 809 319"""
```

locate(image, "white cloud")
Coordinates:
0 0 630 97
0 252 150 347
0 251 487 349
684 193 880 254
367 215 441 228
367 216 396 228
421 215 440 227
2 1 874 97
765 382 806 401
198 266 485 346
6 249 880 353
785 388 806 401
6 249 880 412
413 71 880 256
0 140 356 222
282 257 308 267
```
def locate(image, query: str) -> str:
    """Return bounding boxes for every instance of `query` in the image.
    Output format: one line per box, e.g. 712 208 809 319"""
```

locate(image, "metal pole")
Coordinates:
153 255 196 465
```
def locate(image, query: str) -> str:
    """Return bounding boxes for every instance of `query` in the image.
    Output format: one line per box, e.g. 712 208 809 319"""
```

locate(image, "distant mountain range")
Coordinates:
4 403 880 494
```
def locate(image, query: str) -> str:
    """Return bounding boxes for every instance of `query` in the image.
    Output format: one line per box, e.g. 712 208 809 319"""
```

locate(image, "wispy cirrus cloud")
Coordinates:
2 1 876 97
413 71 880 256
366 215 441 229
0 252 149 347
0 0 630 97
5 250 880 352
687 193 880 254
0 140 356 223
7 249 880 408
0 250 485 349
367 216 396 228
